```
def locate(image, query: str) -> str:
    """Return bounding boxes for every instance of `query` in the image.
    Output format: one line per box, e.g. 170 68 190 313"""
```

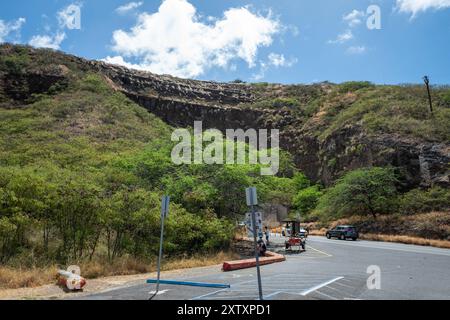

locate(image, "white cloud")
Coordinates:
343 10 365 27
0 17 26 43
102 55 145 70
251 53 297 81
268 53 297 67
105 0 281 78
28 3 81 51
396 0 450 17
328 30 353 44
252 61 268 81
347 46 366 54
116 2 144 14
29 33 66 50
287 25 300 37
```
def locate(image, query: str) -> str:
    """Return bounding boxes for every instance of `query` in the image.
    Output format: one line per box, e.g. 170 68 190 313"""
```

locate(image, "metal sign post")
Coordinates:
155 195 170 296
245 187 263 300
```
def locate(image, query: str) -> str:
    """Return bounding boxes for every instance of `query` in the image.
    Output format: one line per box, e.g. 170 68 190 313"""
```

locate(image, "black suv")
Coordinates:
326 225 358 241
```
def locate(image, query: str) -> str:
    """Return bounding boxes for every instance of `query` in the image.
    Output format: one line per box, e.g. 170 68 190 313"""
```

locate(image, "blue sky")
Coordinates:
1 0 450 84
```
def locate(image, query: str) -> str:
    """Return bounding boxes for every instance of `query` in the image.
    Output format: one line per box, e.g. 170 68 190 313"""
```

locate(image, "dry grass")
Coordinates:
162 251 238 270
0 266 58 290
307 227 450 248
359 234 450 249
304 212 450 249
0 251 238 290
308 229 326 236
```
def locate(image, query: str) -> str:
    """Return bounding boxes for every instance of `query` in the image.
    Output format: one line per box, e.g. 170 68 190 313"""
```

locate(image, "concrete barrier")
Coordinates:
222 251 285 272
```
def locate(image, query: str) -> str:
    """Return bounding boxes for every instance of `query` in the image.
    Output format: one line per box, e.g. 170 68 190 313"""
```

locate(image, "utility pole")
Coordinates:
423 76 433 114
246 187 263 300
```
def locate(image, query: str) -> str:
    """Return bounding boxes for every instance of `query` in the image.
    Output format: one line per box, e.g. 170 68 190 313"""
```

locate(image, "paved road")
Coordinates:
76 236 450 300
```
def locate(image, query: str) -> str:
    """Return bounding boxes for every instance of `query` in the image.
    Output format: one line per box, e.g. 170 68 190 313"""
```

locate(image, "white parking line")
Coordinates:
264 291 283 299
207 295 260 300
332 281 354 289
314 290 338 300
190 288 228 300
323 285 342 293
300 277 344 296
306 245 333 257
148 289 169 296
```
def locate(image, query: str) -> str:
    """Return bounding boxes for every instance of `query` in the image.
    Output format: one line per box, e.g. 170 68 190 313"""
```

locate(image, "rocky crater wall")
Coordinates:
90 60 450 189
1 45 447 189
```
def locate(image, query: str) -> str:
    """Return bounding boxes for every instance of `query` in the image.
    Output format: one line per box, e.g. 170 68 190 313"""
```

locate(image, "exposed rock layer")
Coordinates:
1 45 448 188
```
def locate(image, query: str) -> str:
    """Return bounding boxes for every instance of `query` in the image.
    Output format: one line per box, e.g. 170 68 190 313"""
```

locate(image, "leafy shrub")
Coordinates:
76 74 111 94
292 172 311 190
292 186 322 215
338 81 374 93
442 90 450 105
253 82 269 87
0 52 30 75
399 187 450 215
167 213 234 253
271 97 299 109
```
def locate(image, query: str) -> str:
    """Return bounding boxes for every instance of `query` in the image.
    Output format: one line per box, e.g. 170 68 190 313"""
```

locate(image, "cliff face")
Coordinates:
1 44 449 188
91 59 449 189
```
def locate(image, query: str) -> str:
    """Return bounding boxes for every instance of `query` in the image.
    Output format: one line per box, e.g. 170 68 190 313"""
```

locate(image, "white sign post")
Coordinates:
154 195 170 298
245 187 263 300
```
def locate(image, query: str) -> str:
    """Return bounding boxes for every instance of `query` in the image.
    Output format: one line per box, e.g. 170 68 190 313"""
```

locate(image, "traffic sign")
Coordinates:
246 187 258 206
245 212 263 237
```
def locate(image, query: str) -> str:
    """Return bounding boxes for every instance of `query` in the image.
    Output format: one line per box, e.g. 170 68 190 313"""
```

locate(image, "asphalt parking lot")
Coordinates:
74 236 450 300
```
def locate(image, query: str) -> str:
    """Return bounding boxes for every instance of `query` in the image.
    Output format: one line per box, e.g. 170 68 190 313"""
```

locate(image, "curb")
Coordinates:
222 251 286 272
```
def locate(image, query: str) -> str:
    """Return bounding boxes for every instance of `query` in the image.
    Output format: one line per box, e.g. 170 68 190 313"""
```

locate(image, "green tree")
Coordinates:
292 186 322 215
292 172 311 190
53 177 103 262
209 165 254 218
104 188 157 260
163 175 218 214
4 169 58 254
317 167 398 219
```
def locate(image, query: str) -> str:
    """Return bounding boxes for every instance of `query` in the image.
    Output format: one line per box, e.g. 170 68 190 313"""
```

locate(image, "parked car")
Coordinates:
326 225 358 241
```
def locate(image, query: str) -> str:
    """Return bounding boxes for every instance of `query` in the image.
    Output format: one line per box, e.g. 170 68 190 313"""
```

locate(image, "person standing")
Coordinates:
264 226 270 245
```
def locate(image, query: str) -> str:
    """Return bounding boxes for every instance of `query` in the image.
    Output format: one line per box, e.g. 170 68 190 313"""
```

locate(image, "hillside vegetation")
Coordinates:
0 45 302 273
0 45 449 287
249 81 450 142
